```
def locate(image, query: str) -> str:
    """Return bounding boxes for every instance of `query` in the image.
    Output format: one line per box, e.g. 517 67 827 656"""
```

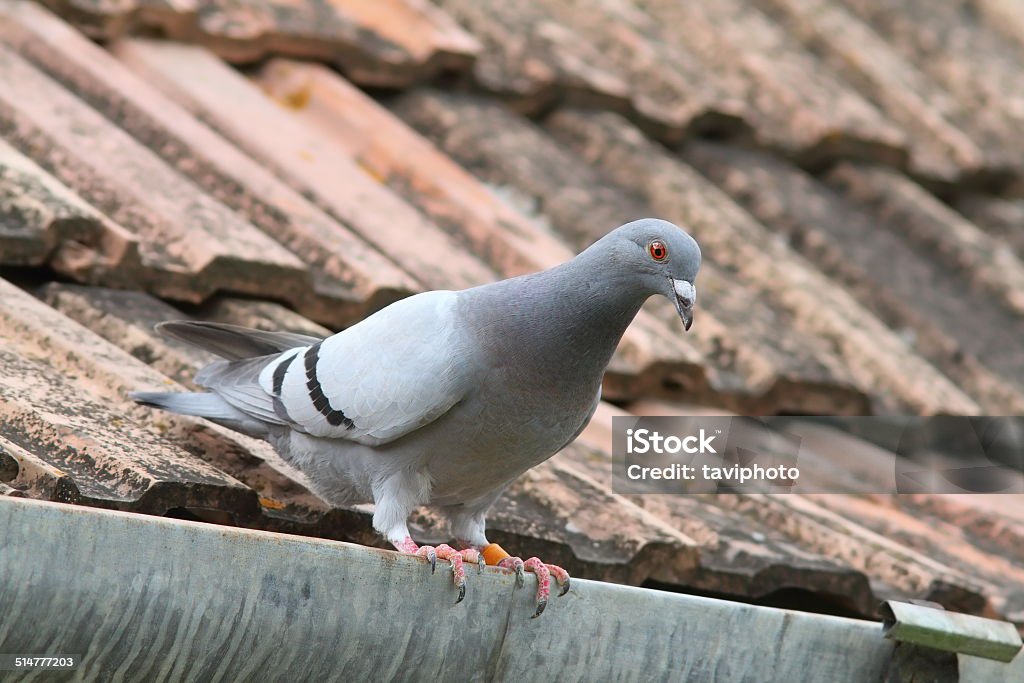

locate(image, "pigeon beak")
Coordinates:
672 279 696 332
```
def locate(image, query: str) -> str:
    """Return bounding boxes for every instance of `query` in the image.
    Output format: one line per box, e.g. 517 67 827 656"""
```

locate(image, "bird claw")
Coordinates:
414 544 474 604
498 556 526 587
497 555 570 616
416 545 437 574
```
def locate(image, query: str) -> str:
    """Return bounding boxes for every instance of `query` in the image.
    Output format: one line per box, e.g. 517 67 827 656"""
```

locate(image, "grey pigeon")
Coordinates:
133 218 701 616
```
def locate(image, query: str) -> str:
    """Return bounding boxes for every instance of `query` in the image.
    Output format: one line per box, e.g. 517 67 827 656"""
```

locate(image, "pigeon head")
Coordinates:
597 218 701 331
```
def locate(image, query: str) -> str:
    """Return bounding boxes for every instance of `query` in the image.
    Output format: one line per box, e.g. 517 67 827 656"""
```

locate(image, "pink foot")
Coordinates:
497 556 571 618
394 537 483 604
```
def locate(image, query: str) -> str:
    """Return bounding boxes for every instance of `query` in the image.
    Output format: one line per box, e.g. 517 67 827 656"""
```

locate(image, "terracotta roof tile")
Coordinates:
974 0 1024 51
825 163 1024 320
1 2 417 325
434 0 750 143
571 405 998 616
637 0 907 167
111 38 498 293
39 283 217 388
199 296 333 338
0 42 321 307
254 58 571 278
834 0 1024 191
752 0 993 186
0 136 140 282
684 142 1024 411
38 0 479 87
0 277 258 516
956 194 1024 261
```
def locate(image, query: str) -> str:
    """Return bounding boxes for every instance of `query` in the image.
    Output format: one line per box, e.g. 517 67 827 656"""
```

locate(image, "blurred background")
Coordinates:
0 0 1023 627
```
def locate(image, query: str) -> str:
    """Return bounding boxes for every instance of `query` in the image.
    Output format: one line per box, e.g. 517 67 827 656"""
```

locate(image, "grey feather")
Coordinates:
195 355 290 425
129 390 269 436
156 321 323 360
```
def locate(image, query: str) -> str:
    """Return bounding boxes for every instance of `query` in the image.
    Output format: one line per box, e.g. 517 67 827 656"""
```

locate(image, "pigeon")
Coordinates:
132 218 701 617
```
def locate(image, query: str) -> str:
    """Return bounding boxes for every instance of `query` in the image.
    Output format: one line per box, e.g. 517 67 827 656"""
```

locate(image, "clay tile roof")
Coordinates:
2 0 1024 630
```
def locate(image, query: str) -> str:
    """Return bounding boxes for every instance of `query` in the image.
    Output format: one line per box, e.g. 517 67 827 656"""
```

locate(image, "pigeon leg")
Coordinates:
485 544 571 618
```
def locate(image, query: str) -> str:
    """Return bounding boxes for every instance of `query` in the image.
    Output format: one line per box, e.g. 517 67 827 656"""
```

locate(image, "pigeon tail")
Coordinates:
130 390 270 437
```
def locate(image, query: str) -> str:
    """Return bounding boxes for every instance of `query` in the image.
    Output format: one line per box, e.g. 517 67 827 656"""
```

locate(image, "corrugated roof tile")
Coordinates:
838 0 1024 190
0 42 319 307
956 194 1024 261
753 0 993 187
571 404 998 617
111 38 498 293
253 58 576 279
0 277 259 517
37 0 479 87
0 136 140 282
685 142 1024 410
825 163 1024 320
436 0 751 143
1 2 418 326
636 0 907 167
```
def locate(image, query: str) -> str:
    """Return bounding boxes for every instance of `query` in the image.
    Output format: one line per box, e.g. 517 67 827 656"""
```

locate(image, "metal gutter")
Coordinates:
0 497 1013 681
881 600 1022 662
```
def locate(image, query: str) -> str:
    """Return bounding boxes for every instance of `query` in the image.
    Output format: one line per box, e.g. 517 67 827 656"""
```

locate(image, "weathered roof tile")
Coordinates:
0 277 259 517
111 38 498 293
37 0 479 87
0 136 140 282
435 0 750 143
956 194 1024 261
0 43 318 307
573 405 998 616
253 58 576 279
1 2 417 326
753 0 994 186
825 163 1024 320
636 0 907 167
838 0 1024 189
685 142 1024 410
39 283 217 388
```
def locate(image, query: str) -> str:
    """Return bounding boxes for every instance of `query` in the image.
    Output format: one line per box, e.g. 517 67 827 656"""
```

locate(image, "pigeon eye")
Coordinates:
649 240 668 261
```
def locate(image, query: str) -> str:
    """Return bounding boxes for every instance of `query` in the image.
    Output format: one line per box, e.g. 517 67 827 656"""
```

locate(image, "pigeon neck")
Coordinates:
489 248 651 378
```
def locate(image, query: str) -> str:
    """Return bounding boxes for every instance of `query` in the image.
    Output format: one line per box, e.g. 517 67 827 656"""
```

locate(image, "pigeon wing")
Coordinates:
254 290 475 445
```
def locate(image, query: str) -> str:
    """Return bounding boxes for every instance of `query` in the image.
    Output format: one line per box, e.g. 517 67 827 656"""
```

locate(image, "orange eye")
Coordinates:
649 240 668 261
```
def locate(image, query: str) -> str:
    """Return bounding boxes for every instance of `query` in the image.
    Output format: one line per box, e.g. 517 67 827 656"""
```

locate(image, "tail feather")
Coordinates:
130 391 269 437
156 321 322 361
